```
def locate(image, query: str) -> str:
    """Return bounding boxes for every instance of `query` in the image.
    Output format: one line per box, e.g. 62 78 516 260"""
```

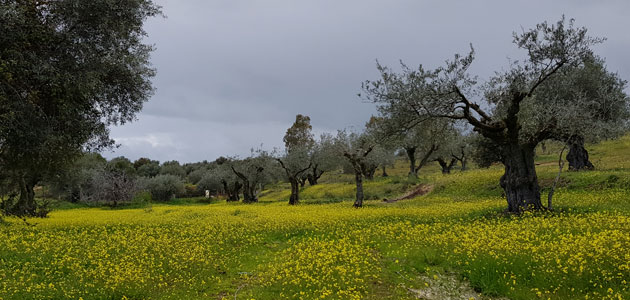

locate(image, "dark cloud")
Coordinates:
104 0 630 163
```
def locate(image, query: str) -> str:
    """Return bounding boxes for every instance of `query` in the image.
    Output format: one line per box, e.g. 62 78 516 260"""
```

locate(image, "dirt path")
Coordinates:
383 184 434 203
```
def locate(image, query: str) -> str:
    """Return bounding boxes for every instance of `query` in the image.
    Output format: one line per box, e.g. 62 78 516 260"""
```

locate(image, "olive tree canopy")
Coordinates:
0 0 161 216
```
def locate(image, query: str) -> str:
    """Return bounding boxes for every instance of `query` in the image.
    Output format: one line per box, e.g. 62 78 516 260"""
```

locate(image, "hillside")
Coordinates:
1 136 629 299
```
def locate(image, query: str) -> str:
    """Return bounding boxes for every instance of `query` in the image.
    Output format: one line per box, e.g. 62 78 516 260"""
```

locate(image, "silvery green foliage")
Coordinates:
195 171 223 195
276 146 311 176
202 163 240 193
432 123 472 158
137 162 160 178
145 175 184 202
160 161 186 179
333 130 377 172
310 133 343 174
361 17 624 212
363 117 396 173
187 168 209 185
0 0 162 215
520 55 629 144
229 148 280 200
366 145 395 174
44 152 107 202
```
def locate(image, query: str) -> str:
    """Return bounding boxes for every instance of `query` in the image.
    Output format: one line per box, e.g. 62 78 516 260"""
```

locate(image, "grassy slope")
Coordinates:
1 136 629 299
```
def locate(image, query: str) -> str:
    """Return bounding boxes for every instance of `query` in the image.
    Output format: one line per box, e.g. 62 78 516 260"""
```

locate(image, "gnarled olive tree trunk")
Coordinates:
435 157 457 174
405 147 417 176
405 144 438 177
500 143 542 213
222 180 241 202
241 182 258 203
230 167 258 203
288 178 300 205
306 164 324 186
566 136 594 171
276 159 311 205
361 163 377 180
353 172 364 208
16 177 37 216
343 147 373 208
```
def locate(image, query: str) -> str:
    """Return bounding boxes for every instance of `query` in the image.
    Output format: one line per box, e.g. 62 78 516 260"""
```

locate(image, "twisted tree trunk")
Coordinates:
436 157 457 174
241 182 258 203
343 147 373 208
16 176 37 216
222 180 241 201
566 136 594 171
500 143 542 213
405 147 417 177
298 176 307 187
230 166 258 203
276 159 311 205
306 165 324 186
288 178 300 205
361 163 377 180
415 144 438 174
353 172 364 208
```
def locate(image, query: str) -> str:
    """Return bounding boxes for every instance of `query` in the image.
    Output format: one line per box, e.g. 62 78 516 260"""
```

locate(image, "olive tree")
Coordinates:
300 133 342 186
363 117 397 178
195 171 223 196
145 175 184 202
230 149 278 203
276 147 311 205
531 55 629 170
363 17 624 213
0 0 161 216
205 163 242 202
137 161 161 178
431 124 473 174
91 167 138 207
370 114 449 177
44 152 107 203
334 130 377 208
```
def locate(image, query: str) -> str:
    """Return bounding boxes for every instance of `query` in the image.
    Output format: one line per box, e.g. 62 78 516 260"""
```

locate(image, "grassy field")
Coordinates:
1 136 630 300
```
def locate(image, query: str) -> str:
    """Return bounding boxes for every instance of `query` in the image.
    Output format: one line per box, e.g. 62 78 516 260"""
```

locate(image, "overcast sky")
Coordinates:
102 0 630 163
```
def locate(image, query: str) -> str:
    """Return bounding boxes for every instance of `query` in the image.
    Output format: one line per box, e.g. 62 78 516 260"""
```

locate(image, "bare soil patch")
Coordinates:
383 184 434 203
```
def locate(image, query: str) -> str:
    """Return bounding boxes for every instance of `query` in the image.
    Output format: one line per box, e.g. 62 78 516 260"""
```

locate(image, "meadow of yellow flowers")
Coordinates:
1 137 629 300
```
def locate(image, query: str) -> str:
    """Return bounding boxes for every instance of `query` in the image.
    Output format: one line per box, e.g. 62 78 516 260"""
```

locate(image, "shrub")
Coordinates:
146 175 184 201
132 190 152 206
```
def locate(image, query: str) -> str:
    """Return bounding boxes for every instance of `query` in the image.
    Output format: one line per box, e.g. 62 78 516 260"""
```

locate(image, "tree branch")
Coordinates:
527 61 565 97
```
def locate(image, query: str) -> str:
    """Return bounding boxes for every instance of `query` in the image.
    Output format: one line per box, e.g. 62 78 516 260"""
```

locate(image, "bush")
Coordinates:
146 175 184 201
181 183 202 198
132 190 152 206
